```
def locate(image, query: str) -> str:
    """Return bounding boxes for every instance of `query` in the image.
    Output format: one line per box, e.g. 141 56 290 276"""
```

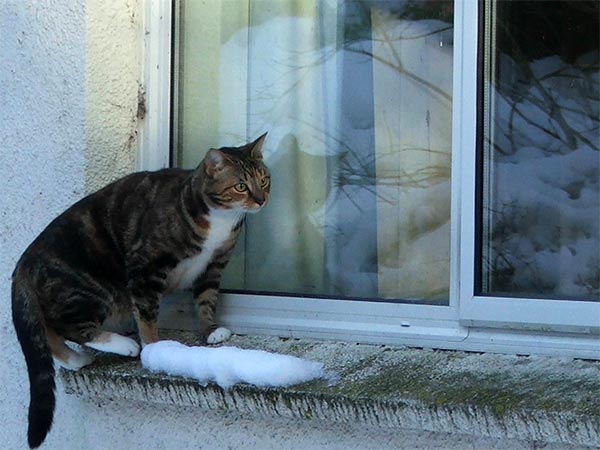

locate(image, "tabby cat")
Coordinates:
11 134 270 448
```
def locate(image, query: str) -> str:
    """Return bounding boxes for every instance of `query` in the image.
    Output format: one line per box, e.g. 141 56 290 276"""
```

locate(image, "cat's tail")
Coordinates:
11 271 56 449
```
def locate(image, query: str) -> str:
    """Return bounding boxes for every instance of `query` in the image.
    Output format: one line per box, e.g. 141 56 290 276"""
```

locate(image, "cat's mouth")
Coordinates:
246 201 267 213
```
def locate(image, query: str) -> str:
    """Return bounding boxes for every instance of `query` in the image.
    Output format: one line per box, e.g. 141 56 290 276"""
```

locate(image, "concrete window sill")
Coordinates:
60 330 600 448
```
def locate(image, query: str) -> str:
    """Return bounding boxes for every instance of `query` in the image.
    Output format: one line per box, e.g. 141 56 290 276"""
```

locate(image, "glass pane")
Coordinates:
479 1 600 301
173 0 454 304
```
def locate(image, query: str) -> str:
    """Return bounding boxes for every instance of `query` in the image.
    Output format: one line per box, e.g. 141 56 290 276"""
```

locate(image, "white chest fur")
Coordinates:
166 210 243 292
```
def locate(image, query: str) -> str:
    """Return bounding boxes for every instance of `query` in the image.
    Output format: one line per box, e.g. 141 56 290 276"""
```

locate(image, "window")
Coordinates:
173 0 454 304
478 0 599 302
144 0 600 358
460 0 600 336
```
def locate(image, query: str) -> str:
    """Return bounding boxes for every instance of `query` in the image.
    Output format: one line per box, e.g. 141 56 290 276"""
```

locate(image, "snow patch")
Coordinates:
141 340 335 390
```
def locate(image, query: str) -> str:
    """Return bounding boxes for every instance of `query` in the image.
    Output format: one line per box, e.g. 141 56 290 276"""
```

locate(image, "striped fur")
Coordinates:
11 134 270 448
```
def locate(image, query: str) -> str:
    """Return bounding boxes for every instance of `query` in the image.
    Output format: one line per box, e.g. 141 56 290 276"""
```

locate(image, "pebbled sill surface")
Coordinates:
61 330 600 447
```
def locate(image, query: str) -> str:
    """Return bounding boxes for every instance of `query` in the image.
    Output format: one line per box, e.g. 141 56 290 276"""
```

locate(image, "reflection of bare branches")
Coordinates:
492 69 600 156
575 260 600 297
337 163 449 188
369 25 453 42
378 146 451 158
495 18 599 153
538 63 599 84
248 5 454 118
497 92 565 155
484 193 600 299
292 116 449 208
350 47 452 102
362 11 452 103
522 66 588 152
484 201 533 292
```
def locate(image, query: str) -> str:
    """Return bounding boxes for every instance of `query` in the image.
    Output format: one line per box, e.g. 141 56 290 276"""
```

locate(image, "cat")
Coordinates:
11 133 270 449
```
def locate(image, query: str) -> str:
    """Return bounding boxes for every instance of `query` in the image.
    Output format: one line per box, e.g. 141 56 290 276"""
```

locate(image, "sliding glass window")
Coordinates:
173 1 455 304
478 0 599 302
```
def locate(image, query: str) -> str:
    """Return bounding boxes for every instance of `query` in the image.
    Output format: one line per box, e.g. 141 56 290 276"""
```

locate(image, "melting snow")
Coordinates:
141 340 332 389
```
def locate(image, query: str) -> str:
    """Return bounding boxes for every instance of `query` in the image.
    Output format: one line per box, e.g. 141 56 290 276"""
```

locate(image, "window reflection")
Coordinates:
479 1 599 301
175 1 454 303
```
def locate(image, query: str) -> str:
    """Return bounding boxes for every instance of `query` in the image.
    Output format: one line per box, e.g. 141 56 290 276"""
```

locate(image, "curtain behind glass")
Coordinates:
371 3 453 300
174 0 454 303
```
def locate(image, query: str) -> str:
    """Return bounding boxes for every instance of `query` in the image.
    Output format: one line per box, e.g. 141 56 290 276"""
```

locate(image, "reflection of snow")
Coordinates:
182 2 599 301
217 8 598 301
218 8 454 301
486 53 599 299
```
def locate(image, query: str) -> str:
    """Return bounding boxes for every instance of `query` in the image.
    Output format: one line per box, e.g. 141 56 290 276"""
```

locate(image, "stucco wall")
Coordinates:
0 0 139 448
85 0 142 193
0 0 87 446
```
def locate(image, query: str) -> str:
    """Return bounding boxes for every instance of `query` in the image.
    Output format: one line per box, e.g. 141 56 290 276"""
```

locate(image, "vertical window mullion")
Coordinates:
455 0 480 310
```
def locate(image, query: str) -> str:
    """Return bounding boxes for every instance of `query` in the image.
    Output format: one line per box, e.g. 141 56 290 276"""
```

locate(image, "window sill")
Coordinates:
60 331 599 448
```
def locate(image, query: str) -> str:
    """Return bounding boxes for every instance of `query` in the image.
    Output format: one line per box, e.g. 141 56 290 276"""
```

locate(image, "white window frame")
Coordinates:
143 0 600 359
139 0 172 172
458 0 600 335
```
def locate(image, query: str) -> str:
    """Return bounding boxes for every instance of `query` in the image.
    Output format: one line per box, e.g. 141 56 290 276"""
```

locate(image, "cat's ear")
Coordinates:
246 132 267 160
203 149 227 177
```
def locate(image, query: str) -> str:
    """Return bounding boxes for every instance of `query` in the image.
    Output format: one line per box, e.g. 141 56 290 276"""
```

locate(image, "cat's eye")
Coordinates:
260 176 270 188
233 182 248 192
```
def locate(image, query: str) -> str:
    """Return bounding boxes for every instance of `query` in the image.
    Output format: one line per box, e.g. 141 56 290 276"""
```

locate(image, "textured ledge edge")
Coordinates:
61 363 599 447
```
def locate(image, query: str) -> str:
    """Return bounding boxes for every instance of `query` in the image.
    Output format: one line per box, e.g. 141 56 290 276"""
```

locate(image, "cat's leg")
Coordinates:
51 290 128 363
193 261 231 344
52 293 140 357
84 331 140 356
102 308 137 336
127 255 170 347
133 308 159 348
129 279 161 347
47 328 95 370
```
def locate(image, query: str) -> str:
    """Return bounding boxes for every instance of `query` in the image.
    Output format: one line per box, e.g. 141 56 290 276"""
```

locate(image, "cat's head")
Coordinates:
197 133 270 213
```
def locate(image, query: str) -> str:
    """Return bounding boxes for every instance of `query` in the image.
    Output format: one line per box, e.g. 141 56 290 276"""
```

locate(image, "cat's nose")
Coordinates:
256 194 268 207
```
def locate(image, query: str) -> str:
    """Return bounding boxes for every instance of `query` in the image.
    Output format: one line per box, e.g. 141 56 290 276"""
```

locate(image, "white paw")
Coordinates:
86 332 140 357
55 350 95 371
206 327 232 345
117 336 141 357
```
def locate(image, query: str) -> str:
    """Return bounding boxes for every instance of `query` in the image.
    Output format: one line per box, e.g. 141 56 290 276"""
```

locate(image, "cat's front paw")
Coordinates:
206 327 232 345
118 336 141 357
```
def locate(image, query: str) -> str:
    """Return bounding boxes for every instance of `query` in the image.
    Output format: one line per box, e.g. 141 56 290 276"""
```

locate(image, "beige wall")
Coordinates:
85 0 143 193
